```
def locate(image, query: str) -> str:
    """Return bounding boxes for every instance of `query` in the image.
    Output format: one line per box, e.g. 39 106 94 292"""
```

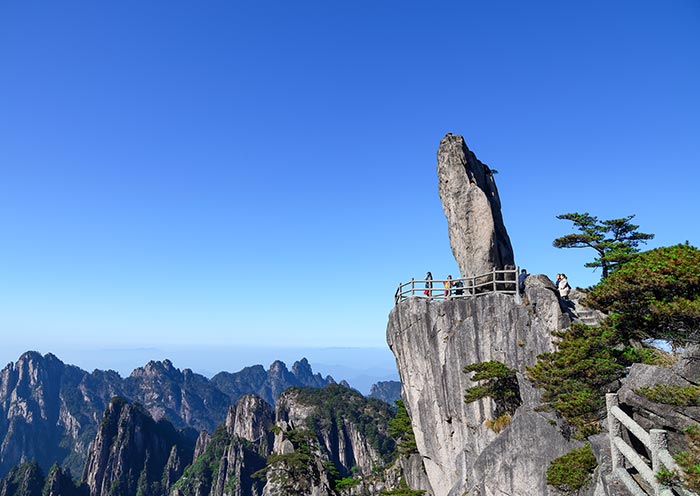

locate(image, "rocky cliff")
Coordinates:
0 352 338 480
174 384 408 496
368 381 402 406
388 284 576 495
387 134 577 495
82 397 195 496
211 358 335 408
436 134 514 277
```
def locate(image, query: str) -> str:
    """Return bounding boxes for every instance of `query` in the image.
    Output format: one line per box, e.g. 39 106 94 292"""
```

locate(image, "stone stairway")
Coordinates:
574 307 603 326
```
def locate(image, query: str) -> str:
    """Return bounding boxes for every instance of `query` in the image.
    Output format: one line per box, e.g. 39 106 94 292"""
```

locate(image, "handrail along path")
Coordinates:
394 267 520 305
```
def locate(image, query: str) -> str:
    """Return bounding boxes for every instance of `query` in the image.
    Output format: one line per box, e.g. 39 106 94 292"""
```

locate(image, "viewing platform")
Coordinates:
394 267 520 305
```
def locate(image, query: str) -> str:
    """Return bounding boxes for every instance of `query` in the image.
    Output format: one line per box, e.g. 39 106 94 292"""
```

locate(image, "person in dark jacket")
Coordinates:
518 269 528 294
424 271 433 297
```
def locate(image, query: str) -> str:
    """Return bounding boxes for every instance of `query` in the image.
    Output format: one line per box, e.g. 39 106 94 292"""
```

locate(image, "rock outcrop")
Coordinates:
174 385 411 496
436 133 514 277
387 134 579 495
0 352 337 479
211 358 336 408
388 288 575 495
82 397 194 496
368 380 402 405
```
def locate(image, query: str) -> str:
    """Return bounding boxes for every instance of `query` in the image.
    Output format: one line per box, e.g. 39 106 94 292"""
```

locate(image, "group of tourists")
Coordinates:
419 269 571 300
422 272 465 297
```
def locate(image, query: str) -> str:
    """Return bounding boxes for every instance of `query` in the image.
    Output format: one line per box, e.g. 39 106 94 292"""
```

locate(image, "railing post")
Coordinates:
650 429 669 495
411 278 415 298
606 393 624 472
492 269 496 292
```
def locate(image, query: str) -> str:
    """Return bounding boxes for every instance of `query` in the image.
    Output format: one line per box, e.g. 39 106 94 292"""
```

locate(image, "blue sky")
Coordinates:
1 1 698 378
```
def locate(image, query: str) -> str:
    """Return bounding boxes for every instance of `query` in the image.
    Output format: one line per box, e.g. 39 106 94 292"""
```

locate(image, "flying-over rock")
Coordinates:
388 135 580 495
437 133 514 276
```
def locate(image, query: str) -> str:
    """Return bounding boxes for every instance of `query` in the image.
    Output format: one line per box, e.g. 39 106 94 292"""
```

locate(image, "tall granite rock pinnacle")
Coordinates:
387 135 579 495
437 133 514 276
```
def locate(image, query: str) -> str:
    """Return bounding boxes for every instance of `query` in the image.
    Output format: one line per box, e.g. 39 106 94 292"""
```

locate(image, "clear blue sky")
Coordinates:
1 1 698 375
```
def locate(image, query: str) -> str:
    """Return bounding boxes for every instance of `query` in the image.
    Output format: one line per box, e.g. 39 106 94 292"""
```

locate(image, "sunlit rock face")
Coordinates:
437 133 514 277
388 134 579 495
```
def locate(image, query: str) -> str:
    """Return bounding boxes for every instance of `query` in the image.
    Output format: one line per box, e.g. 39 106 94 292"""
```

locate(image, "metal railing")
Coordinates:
394 267 519 304
606 393 696 496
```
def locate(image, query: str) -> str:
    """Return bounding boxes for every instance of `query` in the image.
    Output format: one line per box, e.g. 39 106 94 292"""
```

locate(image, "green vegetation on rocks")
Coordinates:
586 243 700 344
546 444 597 495
635 384 700 406
388 400 417 455
291 384 396 462
675 425 700 492
463 361 521 418
527 323 651 438
174 425 232 493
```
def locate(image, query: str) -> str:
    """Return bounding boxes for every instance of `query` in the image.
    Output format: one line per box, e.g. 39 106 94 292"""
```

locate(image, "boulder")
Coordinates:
437 133 514 277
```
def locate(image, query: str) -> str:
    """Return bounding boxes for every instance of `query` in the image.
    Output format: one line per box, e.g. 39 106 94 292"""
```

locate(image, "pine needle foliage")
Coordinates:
526 323 648 438
388 400 418 455
675 425 700 492
553 212 653 279
586 243 700 344
546 444 597 495
463 361 521 418
635 384 700 407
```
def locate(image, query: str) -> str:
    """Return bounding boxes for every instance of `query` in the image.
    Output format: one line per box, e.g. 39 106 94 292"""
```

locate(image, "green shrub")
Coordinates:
463 361 521 418
546 444 597 494
635 384 700 406
527 323 631 438
586 243 700 344
388 400 418 455
674 425 700 492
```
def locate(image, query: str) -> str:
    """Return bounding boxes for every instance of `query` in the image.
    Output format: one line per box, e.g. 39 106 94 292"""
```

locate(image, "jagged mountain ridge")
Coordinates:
1 385 418 496
0 351 339 480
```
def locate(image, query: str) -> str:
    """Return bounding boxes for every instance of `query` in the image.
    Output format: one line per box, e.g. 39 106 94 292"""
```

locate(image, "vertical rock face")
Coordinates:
230 395 274 455
437 133 514 276
178 385 404 496
81 397 194 496
387 288 574 496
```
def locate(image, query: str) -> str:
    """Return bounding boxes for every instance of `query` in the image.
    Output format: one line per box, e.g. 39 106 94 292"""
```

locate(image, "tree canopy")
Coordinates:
553 212 654 279
586 243 700 344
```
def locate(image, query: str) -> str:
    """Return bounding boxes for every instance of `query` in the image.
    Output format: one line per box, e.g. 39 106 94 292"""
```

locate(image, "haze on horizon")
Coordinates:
1 1 699 375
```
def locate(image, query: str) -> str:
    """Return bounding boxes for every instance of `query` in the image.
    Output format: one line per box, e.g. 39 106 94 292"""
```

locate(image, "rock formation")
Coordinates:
387 134 578 495
436 133 514 277
388 288 575 495
368 380 402 405
210 358 336 408
0 352 337 479
173 385 411 496
81 397 195 496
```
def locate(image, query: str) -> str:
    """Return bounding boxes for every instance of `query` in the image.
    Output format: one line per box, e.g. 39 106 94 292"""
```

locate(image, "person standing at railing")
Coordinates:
424 271 433 297
444 275 453 297
518 269 528 295
558 273 571 300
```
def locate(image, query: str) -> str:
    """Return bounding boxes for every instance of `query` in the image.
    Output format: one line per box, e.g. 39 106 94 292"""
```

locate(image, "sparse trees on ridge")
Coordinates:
553 212 654 279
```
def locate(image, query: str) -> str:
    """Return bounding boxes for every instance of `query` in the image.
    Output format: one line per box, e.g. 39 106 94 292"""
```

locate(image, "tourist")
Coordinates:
424 271 433 297
518 269 528 294
444 275 453 297
558 273 571 300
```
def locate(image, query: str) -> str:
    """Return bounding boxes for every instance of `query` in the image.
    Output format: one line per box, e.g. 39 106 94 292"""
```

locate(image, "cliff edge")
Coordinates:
387 134 578 496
